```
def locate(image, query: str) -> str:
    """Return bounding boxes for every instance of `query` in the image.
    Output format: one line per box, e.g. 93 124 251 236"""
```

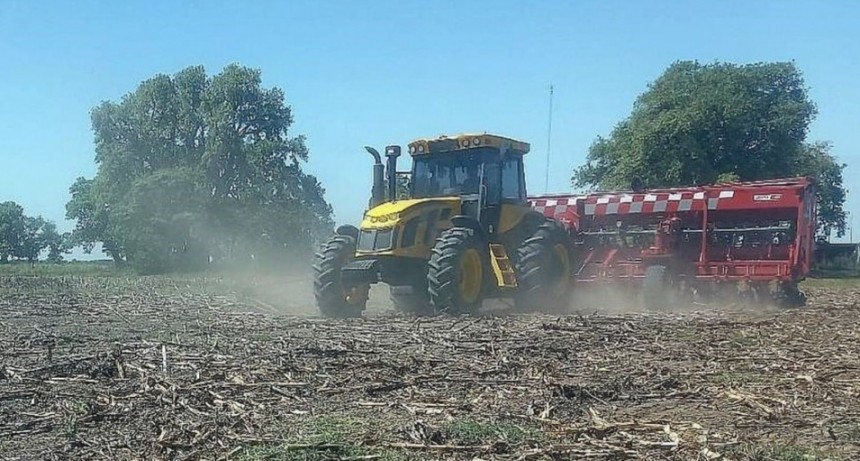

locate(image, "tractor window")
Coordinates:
483 161 501 205
501 156 525 201
411 151 488 198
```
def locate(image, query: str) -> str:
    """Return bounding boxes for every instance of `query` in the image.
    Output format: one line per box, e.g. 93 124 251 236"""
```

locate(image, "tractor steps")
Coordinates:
489 244 517 288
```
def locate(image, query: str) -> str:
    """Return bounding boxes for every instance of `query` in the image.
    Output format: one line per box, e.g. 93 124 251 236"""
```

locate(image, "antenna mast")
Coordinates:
545 84 554 194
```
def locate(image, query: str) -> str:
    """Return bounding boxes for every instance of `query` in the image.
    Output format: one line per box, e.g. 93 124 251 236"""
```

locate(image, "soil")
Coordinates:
1 275 858 460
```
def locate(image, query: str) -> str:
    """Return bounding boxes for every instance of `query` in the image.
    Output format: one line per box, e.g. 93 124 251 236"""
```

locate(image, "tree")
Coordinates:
66 177 124 264
0 201 69 263
573 60 847 239
0 201 25 263
112 167 208 274
39 221 71 263
68 64 333 273
18 215 47 263
796 142 848 239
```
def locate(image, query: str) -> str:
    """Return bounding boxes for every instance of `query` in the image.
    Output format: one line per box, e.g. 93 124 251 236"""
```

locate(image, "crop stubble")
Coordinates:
0 276 858 460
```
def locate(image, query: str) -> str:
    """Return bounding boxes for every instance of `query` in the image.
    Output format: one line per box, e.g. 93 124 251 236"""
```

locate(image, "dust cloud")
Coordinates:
207 268 393 317
212 266 787 319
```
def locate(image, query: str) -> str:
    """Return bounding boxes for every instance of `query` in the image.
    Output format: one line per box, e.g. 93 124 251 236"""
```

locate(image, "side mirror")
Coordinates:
384 145 401 202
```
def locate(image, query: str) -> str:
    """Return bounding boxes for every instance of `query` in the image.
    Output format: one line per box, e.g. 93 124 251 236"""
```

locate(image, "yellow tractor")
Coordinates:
312 133 572 317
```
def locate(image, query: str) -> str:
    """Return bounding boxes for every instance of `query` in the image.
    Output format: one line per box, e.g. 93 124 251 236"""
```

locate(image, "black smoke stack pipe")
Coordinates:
364 146 385 207
385 145 401 202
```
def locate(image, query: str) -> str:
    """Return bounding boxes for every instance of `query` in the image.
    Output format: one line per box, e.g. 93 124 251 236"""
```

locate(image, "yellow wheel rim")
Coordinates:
459 248 483 304
552 243 571 296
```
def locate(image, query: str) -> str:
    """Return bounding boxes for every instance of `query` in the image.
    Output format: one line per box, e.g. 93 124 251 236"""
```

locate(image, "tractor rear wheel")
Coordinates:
775 281 807 308
427 227 486 315
514 220 573 313
312 235 369 318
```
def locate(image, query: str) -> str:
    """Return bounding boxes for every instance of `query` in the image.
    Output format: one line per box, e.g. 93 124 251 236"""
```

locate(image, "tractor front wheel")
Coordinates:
312 235 369 318
427 227 486 315
514 220 573 313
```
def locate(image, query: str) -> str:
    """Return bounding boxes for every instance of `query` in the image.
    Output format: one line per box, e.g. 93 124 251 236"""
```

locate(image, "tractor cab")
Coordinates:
406 134 530 234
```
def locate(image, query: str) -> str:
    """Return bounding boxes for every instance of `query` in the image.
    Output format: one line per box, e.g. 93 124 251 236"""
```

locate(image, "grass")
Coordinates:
238 447 409 461
62 401 90 438
5 260 856 288
301 416 359 445
0 261 309 299
810 269 860 280
848 424 860 440
236 416 408 461
803 277 860 288
443 419 539 445
0 273 212 297
727 330 762 347
0 260 125 277
236 417 541 461
727 443 846 461
712 371 762 387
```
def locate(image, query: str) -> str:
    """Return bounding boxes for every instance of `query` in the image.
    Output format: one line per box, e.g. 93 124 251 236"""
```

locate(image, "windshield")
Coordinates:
411 151 489 198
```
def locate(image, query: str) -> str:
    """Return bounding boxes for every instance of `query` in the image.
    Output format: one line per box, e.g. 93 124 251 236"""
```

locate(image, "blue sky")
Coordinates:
1 0 858 256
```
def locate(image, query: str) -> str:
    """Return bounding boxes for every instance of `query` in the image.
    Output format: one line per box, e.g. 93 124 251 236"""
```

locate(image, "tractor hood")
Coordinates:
360 197 460 230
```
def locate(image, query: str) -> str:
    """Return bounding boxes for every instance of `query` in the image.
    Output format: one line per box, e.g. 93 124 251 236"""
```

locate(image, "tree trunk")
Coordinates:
113 254 126 267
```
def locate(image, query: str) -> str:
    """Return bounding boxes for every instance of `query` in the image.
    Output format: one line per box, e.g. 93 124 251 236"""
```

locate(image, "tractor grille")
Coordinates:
357 228 396 252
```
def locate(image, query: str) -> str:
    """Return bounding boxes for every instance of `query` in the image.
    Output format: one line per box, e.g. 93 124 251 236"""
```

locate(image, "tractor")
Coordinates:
312 133 572 317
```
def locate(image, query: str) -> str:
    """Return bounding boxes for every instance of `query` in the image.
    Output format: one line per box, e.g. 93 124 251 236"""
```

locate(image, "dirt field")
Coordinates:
1 275 859 461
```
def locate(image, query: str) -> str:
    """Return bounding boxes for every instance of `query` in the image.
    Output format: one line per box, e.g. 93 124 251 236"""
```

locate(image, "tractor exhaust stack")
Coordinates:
364 146 385 207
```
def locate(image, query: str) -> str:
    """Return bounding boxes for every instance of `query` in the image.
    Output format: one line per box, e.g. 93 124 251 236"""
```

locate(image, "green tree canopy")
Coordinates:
0 201 70 263
66 64 333 273
0 201 25 262
66 177 124 264
573 60 847 239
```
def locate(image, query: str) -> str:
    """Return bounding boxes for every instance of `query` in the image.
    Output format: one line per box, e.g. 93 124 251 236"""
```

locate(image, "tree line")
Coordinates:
63 64 334 274
0 201 69 263
0 60 850 272
574 60 847 239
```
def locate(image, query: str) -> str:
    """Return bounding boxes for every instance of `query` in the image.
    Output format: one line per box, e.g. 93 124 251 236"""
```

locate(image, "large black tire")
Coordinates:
427 227 487 315
775 281 807 308
389 285 433 316
514 220 573 313
312 235 368 318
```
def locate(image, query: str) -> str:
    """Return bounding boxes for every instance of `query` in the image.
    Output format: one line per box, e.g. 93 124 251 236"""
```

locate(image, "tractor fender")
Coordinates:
335 225 360 240
520 210 550 231
449 215 488 241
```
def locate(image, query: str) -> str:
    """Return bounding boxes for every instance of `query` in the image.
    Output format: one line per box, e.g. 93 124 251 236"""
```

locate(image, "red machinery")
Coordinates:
529 177 816 308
